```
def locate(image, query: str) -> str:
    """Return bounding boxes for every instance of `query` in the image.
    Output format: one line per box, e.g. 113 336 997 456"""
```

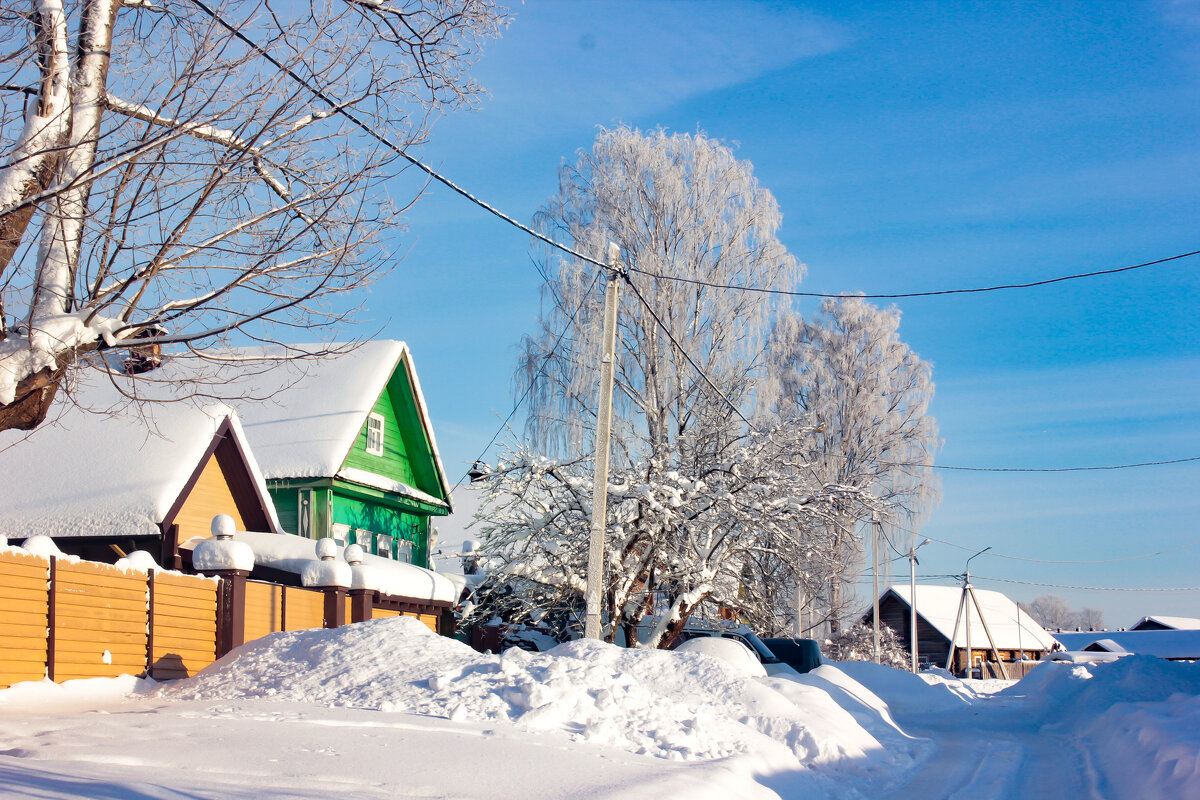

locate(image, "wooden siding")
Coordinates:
342 389 418 486
53 561 148 681
151 572 218 680
283 586 325 631
412 612 438 633
173 454 246 543
244 581 283 643
372 607 400 619
0 550 50 688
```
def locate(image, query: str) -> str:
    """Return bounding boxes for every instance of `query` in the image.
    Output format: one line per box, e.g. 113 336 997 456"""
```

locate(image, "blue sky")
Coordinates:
364 1 1200 626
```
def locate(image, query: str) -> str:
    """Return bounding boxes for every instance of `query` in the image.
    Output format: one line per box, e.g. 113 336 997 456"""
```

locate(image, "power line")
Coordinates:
187 0 1200 481
972 574 1200 593
186 0 609 274
627 249 1200 299
449 271 600 492
620 272 757 431
909 528 1200 565
922 455 1200 473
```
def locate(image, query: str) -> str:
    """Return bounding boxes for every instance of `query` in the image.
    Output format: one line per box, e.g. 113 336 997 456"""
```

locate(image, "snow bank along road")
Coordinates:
0 617 1197 798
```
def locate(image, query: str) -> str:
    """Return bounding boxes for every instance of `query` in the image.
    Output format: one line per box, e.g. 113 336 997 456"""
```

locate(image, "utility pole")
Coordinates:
584 242 622 641
908 537 930 673
872 512 881 664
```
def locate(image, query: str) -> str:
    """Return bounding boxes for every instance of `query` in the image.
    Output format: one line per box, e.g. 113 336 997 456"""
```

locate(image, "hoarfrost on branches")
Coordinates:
761 296 940 631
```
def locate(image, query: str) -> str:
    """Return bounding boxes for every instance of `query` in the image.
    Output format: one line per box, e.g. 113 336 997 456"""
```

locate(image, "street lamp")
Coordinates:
908 537 931 673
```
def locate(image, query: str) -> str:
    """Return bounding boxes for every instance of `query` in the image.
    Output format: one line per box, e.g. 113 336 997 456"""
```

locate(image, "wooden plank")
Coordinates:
0 573 51 592
372 608 400 619
153 582 217 599
154 573 218 590
54 609 147 628
0 551 49 569
153 589 217 607
152 643 215 661
55 641 147 659
55 581 148 599
151 650 215 667
0 586 51 604
56 595 148 614
0 600 49 617
152 631 215 651
0 668 47 688
151 603 216 622
0 648 48 663
54 627 148 646
152 648 215 665
56 573 148 593
57 561 148 580
153 617 215 636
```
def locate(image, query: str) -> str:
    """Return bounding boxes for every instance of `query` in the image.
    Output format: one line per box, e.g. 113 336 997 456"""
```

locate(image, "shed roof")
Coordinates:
876 584 1058 651
1054 629 1200 660
0 375 278 539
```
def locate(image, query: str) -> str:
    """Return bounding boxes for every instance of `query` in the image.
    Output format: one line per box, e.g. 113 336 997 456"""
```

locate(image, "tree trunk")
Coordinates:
0 355 72 430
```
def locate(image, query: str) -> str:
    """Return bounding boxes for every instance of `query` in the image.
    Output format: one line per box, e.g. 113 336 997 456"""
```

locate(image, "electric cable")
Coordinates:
186 0 609 273
449 271 601 492
971 575 1200 592
627 249 1200 299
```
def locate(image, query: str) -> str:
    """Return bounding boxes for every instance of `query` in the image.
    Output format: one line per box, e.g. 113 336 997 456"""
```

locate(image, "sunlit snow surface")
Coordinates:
0 617 1197 799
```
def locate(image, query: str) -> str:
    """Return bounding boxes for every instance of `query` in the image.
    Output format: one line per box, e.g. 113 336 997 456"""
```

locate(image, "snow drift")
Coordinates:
164 617 912 771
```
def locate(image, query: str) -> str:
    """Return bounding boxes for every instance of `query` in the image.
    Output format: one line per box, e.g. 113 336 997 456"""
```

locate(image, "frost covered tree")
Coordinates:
474 426 873 648
0 0 505 430
760 297 939 632
1024 595 1095 631
823 622 909 669
476 127 876 646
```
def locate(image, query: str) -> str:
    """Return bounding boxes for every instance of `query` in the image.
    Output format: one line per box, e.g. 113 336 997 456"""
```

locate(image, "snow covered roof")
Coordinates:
0 375 278 539
156 341 451 510
1053 630 1200 660
878 584 1058 651
181 530 456 604
1129 615 1200 631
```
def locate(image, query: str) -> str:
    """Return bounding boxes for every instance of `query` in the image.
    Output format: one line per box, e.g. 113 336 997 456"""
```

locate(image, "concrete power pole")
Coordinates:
872 512 881 664
584 243 622 641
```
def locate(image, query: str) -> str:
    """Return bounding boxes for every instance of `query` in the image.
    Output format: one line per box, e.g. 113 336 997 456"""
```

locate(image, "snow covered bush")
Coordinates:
824 623 911 670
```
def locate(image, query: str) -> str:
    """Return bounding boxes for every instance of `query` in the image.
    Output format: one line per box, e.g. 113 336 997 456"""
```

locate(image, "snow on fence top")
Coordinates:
882 583 1058 651
183 530 456 603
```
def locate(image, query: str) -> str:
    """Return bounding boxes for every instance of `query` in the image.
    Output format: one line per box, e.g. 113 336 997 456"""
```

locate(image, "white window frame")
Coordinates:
377 534 393 559
395 539 413 564
365 412 385 456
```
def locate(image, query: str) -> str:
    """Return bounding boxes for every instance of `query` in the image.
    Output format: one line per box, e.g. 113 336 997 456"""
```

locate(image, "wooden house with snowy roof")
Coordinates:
863 584 1058 675
0 377 280 566
1128 615 1200 632
198 341 453 569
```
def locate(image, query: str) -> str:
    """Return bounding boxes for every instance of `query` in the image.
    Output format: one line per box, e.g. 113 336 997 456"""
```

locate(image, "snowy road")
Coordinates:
879 699 1103 799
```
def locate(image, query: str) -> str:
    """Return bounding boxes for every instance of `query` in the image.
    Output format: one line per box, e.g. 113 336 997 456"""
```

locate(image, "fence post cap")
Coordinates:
211 514 237 539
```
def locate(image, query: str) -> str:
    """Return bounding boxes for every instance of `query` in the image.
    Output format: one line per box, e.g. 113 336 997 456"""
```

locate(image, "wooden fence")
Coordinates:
0 553 219 689
1 552 454 690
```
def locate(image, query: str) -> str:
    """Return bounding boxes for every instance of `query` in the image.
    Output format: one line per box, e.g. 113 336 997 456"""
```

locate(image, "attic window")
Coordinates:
366 413 385 456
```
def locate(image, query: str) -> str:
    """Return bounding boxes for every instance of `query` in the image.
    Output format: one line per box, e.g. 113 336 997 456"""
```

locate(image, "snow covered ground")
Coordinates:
1 617 1197 798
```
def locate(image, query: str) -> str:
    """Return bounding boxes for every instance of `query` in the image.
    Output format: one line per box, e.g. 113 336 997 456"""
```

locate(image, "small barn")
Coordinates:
0 376 280 567
864 584 1058 676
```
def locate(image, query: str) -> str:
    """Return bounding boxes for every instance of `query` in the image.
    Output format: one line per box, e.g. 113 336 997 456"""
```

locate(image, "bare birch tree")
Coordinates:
0 0 506 430
761 296 940 631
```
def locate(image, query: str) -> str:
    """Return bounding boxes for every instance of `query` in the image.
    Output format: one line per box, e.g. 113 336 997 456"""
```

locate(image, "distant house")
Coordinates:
1053 629 1200 661
1128 615 1200 632
863 584 1058 675
0 379 280 566
203 341 453 569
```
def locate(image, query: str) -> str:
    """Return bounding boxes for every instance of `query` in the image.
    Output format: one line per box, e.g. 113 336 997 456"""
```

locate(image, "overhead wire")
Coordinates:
971 575 1200 593
626 249 1200 299
188 0 1198 480
449 271 601 493
186 0 609 273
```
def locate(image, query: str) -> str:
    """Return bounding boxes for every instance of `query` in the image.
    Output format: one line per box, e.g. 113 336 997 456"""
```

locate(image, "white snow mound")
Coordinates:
163 617 907 768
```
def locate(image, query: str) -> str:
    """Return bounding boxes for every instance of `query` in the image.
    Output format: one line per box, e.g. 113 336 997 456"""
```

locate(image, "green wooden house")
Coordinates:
224 341 452 568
